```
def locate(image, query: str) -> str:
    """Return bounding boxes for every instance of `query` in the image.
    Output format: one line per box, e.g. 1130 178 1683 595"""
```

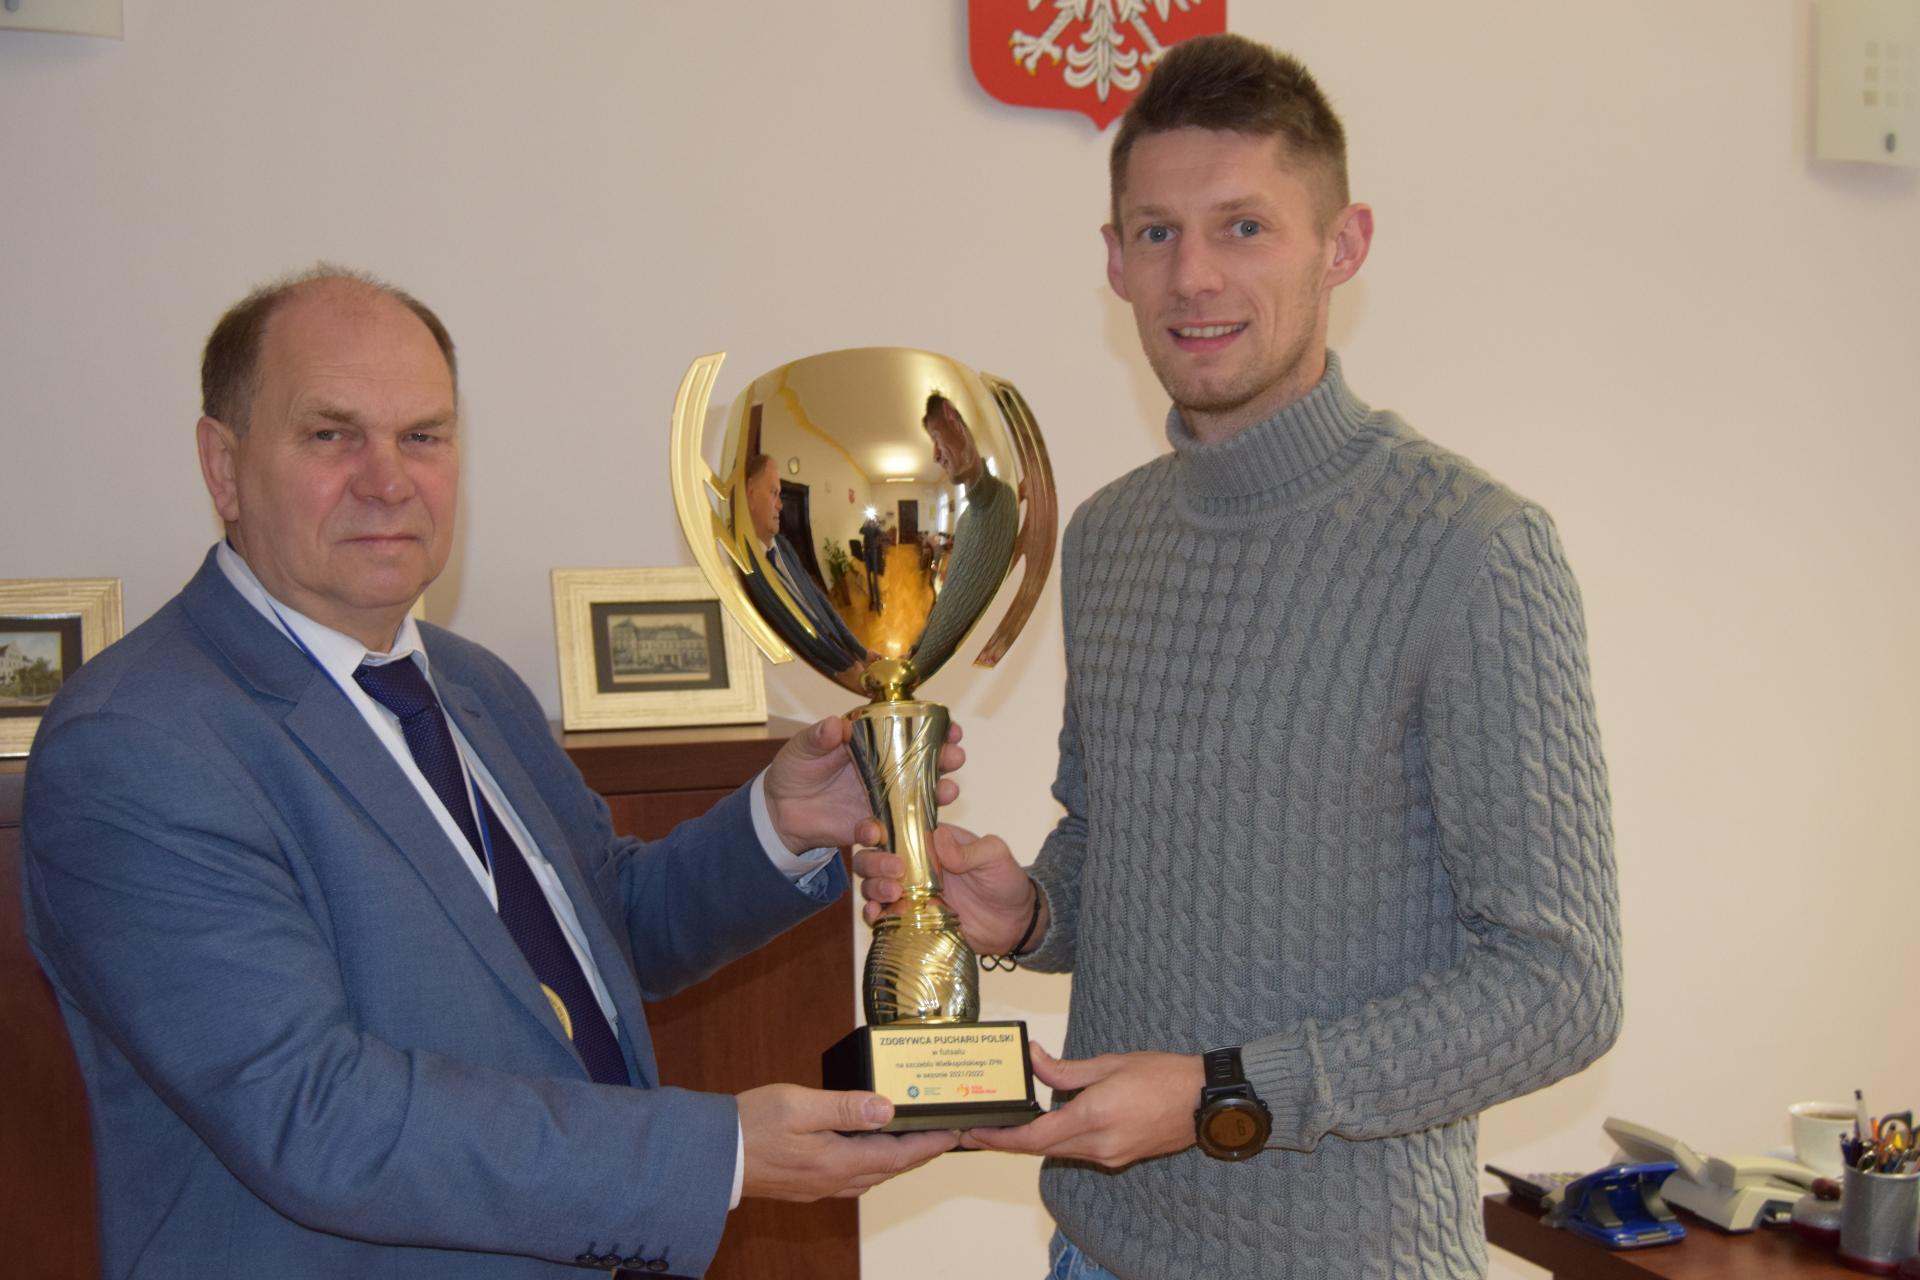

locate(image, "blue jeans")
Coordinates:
1048 1230 1123 1280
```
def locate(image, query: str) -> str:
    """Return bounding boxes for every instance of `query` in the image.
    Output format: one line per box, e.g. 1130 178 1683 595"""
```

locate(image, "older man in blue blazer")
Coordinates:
21 268 959 1279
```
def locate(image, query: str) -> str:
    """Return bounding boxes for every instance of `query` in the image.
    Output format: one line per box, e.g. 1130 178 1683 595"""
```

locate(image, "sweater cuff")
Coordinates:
1014 868 1072 972
1241 1023 1333 1152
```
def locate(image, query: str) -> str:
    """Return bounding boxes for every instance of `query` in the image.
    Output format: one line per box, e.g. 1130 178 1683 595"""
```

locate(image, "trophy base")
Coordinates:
823 1020 1043 1132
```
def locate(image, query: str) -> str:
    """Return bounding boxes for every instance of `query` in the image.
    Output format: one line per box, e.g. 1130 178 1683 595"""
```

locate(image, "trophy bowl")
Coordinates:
670 346 1055 1130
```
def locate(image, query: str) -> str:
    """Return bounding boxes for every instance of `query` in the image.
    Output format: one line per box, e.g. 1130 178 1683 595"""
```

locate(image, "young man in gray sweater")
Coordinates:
857 34 1621 1279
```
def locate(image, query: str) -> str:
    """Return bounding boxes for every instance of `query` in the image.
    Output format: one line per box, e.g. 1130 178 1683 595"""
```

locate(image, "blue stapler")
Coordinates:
1544 1161 1686 1249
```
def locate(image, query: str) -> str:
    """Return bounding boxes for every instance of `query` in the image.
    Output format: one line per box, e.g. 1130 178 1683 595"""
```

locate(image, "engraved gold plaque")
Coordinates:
822 1022 1038 1132
670 347 1055 1130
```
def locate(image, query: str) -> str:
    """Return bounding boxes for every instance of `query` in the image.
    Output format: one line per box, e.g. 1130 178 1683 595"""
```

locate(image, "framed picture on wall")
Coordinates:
551 567 766 731
1 578 125 758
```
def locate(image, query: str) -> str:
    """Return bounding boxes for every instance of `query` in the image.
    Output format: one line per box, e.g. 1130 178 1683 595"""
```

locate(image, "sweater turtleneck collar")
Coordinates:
1166 351 1374 515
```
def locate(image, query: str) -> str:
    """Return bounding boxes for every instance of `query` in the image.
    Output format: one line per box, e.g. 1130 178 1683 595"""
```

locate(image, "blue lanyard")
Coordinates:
264 597 497 877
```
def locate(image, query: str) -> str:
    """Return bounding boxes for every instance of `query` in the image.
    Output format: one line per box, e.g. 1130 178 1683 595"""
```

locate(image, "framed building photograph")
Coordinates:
551 567 766 731
1 578 125 758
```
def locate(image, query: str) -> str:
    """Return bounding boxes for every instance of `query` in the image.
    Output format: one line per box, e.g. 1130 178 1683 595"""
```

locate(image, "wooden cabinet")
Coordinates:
0 762 100 1280
564 721 859 1280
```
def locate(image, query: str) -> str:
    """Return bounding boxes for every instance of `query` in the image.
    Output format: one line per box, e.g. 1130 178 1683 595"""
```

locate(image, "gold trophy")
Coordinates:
670 347 1055 1130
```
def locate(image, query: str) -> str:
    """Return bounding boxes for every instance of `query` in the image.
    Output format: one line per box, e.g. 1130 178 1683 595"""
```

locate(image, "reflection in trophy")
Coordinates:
670 347 1055 1130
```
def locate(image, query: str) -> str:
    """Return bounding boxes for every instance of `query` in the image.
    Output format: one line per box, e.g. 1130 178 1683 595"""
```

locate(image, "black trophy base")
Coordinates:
823 1020 1043 1132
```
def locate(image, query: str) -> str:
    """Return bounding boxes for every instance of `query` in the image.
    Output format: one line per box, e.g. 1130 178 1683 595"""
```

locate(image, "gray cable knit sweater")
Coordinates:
1022 355 1621 1279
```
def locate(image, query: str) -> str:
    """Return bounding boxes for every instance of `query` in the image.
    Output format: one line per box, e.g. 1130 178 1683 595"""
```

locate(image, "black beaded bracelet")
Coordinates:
981 878 1042 972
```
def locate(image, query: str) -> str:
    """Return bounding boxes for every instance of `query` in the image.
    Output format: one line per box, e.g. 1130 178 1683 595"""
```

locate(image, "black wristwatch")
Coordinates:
1194 1047 1271 1161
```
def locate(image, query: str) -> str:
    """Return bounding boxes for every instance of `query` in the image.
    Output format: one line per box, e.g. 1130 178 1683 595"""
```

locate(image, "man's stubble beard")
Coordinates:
1140 282 1326 435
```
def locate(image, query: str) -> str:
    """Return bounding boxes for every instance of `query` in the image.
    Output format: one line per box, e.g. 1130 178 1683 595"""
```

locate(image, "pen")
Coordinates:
1855 1089 1868 1142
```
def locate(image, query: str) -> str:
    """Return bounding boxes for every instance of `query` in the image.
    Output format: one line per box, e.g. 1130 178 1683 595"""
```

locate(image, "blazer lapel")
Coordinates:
434 672 659 1088
279 691 573 1050
179 554 585 1070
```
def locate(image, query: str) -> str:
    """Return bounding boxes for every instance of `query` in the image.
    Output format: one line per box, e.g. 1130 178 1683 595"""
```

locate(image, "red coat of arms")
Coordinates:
969 0 1227 129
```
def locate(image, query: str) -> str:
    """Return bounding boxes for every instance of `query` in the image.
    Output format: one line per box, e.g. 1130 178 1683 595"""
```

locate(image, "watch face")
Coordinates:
1199 1096 1271 1160
1206 1107 1265 1151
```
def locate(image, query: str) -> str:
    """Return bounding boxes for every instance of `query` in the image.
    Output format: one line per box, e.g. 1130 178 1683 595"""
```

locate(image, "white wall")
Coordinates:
3 4 1915 1278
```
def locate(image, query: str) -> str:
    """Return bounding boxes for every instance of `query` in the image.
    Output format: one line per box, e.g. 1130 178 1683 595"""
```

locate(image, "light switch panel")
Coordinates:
1815 0 1920 167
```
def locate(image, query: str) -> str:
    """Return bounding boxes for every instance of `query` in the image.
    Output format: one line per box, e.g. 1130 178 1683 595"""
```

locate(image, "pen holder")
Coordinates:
1840 1165 1920 1274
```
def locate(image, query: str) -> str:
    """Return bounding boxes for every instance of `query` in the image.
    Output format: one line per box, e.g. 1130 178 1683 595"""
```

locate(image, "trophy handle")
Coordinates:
670 353 796 665
970 374 1058 669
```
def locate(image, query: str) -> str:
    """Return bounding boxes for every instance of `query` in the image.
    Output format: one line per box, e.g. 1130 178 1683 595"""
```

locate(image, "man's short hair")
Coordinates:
200 264 458 434
922 391 953 424
746 453 776 482
1109 34 1349 227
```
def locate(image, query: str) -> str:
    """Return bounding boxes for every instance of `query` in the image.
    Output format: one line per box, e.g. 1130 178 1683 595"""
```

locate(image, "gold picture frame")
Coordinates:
551 567 766 731
1 578 125 758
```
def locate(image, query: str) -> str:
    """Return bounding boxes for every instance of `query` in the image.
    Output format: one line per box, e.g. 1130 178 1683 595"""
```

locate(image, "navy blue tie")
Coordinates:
353 658 629 1086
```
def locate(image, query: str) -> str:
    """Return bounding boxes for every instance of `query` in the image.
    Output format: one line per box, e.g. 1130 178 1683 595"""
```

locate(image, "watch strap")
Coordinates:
1201 1046 1246 1093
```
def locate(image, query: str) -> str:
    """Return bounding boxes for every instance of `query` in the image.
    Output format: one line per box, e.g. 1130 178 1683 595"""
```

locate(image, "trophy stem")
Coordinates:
848 701 980 1026
847 701 947 899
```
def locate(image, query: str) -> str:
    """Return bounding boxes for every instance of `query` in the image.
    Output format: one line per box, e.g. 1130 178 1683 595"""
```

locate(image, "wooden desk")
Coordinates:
1487 1193 1858 1279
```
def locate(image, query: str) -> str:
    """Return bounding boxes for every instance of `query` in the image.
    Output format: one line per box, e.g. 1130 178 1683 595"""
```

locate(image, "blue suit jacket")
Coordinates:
21 550 846 1279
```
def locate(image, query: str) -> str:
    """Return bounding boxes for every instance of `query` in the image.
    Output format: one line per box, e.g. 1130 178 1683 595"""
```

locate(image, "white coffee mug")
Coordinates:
1789 1100 1855 1177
